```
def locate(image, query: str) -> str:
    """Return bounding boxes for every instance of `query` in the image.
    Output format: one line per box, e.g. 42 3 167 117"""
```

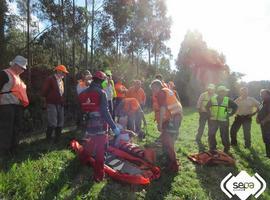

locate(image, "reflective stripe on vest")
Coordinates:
162 88 182 116
210 96 229 121
0 69 29 107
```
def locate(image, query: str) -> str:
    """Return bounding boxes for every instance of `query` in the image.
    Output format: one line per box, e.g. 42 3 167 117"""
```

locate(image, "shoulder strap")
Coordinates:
0 91 12 94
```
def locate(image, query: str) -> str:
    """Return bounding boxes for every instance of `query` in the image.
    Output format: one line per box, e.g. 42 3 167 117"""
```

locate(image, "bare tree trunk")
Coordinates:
90 0 95 69
119 33 121 61
136 52 139 76
72 0 75 77
27 0 31 86
131 50 134 64
0 0 7 69
85 0 88 70
116 31 119 61
61 0 65 65
148 42 151 66
154 47 157 68
79 42 83 66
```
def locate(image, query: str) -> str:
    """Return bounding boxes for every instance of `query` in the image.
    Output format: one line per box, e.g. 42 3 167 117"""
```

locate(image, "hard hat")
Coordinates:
104 69 112 76
217 85 229 92
10 55 28 70
55 65 69 74
82 70 92 76
93 71 107 80
150 79 162 88
207 84 216 90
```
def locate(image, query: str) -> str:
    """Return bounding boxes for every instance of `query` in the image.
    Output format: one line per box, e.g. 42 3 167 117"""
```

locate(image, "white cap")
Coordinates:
10 55 28 70
207 83 216 90
217 85 229 92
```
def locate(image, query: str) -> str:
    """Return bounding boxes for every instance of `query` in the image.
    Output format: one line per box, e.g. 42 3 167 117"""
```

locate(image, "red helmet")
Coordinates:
93 71 107 80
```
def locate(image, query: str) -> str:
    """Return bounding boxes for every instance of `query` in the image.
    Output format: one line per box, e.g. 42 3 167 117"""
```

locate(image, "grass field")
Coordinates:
0 108 270 200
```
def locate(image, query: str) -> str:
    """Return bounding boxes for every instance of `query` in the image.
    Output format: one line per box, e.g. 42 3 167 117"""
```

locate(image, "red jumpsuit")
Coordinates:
79 82 117 181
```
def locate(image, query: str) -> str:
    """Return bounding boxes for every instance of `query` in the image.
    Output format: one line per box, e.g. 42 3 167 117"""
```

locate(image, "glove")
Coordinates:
113 127 121 136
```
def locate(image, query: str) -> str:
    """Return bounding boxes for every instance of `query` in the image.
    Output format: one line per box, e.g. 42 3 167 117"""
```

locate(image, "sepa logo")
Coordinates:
220 171 266 200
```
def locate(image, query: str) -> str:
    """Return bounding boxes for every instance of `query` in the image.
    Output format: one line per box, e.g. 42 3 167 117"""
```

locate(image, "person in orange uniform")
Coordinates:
152 74 168 121
150 79 183 172
168 81 180 101
155 74 168 88
113 77 128 119
127 80 146 109
0 55 29 155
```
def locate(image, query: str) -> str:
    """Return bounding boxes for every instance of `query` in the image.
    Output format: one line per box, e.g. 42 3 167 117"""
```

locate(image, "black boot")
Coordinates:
46 127 54 140
54 127 62 143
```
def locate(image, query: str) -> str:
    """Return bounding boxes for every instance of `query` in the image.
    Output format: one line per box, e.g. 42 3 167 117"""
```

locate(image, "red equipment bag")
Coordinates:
188 150 235 166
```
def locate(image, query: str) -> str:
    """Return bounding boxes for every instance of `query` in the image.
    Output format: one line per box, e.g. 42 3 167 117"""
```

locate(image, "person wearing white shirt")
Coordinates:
230 87 260 148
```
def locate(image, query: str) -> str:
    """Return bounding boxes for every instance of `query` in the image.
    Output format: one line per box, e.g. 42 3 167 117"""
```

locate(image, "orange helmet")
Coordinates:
55 65 69 74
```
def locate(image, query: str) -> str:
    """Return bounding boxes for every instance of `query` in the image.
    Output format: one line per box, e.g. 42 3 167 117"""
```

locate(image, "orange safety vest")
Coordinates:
155 88 182 123
115 82 127 98
126 87 146 105
123 98 140 114
0 68 29 107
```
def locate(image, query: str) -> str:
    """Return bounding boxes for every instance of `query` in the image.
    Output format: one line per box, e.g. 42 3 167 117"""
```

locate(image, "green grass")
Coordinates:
1 108 270 200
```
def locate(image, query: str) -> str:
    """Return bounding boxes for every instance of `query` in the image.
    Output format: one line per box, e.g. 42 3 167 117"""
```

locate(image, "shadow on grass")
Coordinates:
40 158 95 200
96 179 138 200
1 130 82 172
143 171 177 200
96 167 177 200
195 162 239 200
234 147 270 190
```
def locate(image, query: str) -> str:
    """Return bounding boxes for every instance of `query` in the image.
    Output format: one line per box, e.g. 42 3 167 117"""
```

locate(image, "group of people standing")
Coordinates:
0 55 269 182
76 71 183 181
196 84 270 157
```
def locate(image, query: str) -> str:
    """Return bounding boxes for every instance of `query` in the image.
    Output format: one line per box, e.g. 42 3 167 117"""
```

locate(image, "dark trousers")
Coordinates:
0 104 23 154
261 123 270 157
108 100 113 116
208 120 230 152
135 112 142 133
230 115 252 147
196 112 209 141
113 97 123 120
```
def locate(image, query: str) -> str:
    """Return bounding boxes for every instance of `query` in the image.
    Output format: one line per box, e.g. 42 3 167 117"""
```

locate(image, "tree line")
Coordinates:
0 0 269 133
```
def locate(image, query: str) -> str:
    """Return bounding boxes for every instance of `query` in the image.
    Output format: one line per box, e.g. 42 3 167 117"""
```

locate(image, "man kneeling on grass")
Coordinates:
150 79 183 172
